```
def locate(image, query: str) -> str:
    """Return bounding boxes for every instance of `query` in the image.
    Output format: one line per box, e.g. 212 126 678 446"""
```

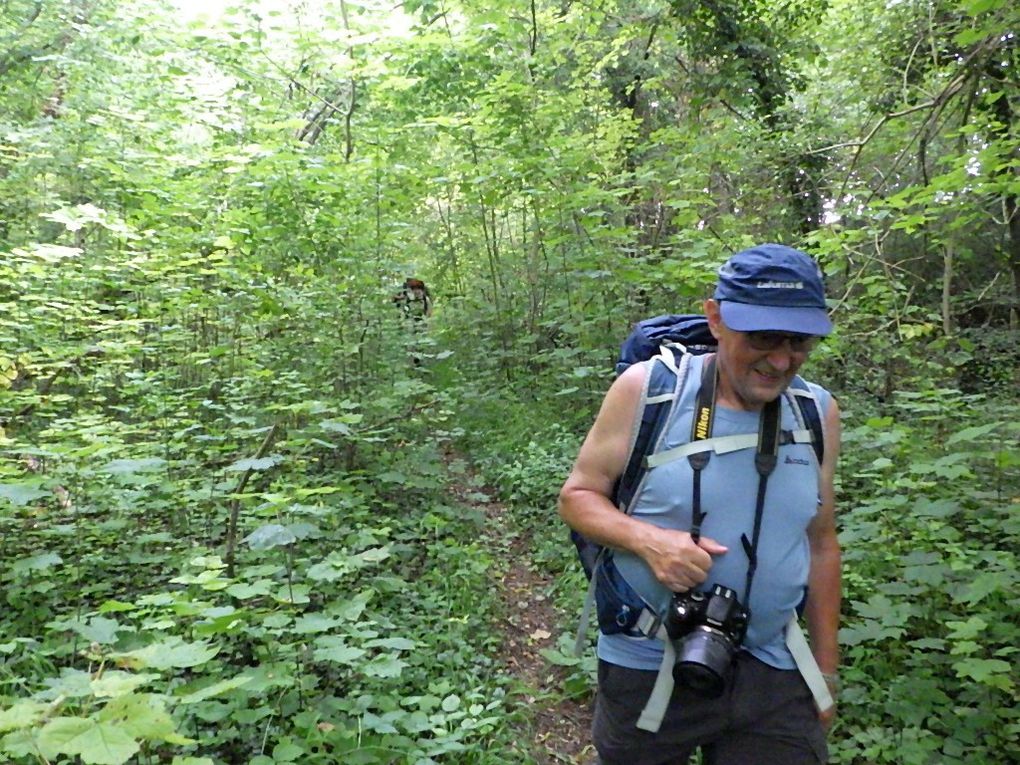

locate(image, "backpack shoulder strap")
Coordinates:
573 353 690 657
614 351 689 511
786 376 825 467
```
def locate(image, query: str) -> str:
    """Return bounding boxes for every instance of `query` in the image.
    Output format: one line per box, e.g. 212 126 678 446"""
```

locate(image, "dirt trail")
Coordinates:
447 466 595 764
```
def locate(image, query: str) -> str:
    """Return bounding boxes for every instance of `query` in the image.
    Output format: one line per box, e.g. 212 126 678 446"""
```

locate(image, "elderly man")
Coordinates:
559 244 841 764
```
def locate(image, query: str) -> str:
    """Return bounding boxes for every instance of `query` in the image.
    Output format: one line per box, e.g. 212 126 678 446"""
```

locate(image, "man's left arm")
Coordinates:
805 396 842 726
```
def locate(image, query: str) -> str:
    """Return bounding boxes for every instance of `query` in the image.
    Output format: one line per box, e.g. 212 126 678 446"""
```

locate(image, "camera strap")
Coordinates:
743 394 781 605
688 357 781 608
640 358 784 733
686 358 719 543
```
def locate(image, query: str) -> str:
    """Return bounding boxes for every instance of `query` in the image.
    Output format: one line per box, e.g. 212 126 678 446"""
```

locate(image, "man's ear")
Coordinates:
704 299 723 340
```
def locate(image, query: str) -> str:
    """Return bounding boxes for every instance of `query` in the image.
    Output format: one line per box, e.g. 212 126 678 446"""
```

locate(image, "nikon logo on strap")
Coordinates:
694 406 711 440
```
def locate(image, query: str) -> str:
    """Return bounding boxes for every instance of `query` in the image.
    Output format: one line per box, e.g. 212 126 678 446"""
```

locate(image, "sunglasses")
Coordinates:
744 331 818 353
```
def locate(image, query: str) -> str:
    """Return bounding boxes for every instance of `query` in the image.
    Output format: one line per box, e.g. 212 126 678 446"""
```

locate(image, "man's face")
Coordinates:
704 299 816 411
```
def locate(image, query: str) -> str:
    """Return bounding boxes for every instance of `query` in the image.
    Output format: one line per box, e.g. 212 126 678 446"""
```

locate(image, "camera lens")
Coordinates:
672 626 735 698
674 661 724 697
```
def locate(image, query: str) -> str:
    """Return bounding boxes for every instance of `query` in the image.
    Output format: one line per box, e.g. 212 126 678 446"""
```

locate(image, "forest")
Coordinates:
0 0 1017 763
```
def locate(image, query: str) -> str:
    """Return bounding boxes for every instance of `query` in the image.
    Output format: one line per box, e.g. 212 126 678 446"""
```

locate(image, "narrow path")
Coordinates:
446 459 595 763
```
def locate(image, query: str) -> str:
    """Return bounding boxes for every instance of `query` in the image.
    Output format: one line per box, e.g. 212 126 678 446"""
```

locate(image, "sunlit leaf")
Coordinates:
38 717 139 765
176 675 253 704
244 523 296 550
225 455 284 472
112 639 219 670
0 700 48 733
91 672 159 698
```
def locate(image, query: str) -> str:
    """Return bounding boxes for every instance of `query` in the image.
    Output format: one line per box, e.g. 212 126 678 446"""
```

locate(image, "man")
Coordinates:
559 244 841 764
393 277 432 322
392 277 433 366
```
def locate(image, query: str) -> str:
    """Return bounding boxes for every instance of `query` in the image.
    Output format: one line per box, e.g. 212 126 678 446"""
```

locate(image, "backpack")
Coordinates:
570 313 826 633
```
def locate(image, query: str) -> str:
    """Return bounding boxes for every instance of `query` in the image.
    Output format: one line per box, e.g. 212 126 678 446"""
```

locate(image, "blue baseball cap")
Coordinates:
713 244 832 336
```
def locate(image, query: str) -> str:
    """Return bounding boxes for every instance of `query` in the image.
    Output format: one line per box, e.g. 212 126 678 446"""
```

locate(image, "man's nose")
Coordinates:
765 346 794 371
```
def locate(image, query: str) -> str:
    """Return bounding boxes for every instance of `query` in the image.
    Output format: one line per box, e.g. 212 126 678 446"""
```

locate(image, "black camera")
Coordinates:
664 583 749 698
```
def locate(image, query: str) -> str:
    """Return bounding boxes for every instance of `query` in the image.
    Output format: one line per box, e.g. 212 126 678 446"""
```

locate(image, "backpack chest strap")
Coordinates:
645 428 814 468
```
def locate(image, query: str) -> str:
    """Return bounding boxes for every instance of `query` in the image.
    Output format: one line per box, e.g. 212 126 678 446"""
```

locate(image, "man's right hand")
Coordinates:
639 528 728 593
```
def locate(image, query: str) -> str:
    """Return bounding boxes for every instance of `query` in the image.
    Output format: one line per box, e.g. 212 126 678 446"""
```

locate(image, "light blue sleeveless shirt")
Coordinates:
598 353 832 671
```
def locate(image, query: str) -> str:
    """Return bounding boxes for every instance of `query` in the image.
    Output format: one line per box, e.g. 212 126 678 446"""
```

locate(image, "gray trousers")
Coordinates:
593 653 828 765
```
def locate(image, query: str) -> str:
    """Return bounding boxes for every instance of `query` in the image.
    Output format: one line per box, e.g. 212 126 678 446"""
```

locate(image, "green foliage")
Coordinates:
833 394 1020 764
1 0 1018 762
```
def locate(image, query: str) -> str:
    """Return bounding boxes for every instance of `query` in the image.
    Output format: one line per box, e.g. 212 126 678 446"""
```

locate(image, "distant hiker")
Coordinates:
559 244 841 764
393 278 432 367
393 278 432 323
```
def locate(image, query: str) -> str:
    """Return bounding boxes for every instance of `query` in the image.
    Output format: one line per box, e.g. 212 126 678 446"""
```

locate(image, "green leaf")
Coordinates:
365 637 417 651
98 694 192 744
954 27 986 46
42 668 94 698
962 0 1002 15
38 717 139 765
291 613 340 633
0 483 50 506
539 647 581 667
244 523 296 550
354 546 391 565
331 592 371 621
362 711 399 734
42 203 107 232
91 671 159 698
312 636 366 665
0 700 48 733
225 454 284 472
10 552 63 574
946 616 988 640
320 420 352 435
98 600 136 613
363 655 407 678
102 458 167 475
272 739 305 762
225 580 274 599
0 727 43 759
25 243 83 262
65 617 122 645
953 658 1013 689
176 674 253 704
305 559 347 582
946 422 1002 445
273 583 310 604
112 638 219 670
955 572 1006 605
441 694 461 712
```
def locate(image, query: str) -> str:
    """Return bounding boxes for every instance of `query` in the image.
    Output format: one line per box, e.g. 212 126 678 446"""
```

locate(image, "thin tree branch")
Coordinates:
224 423 281 578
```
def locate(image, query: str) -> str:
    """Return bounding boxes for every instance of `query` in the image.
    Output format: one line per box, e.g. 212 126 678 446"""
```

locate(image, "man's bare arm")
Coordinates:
558 363 726 593
805 397 842 725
